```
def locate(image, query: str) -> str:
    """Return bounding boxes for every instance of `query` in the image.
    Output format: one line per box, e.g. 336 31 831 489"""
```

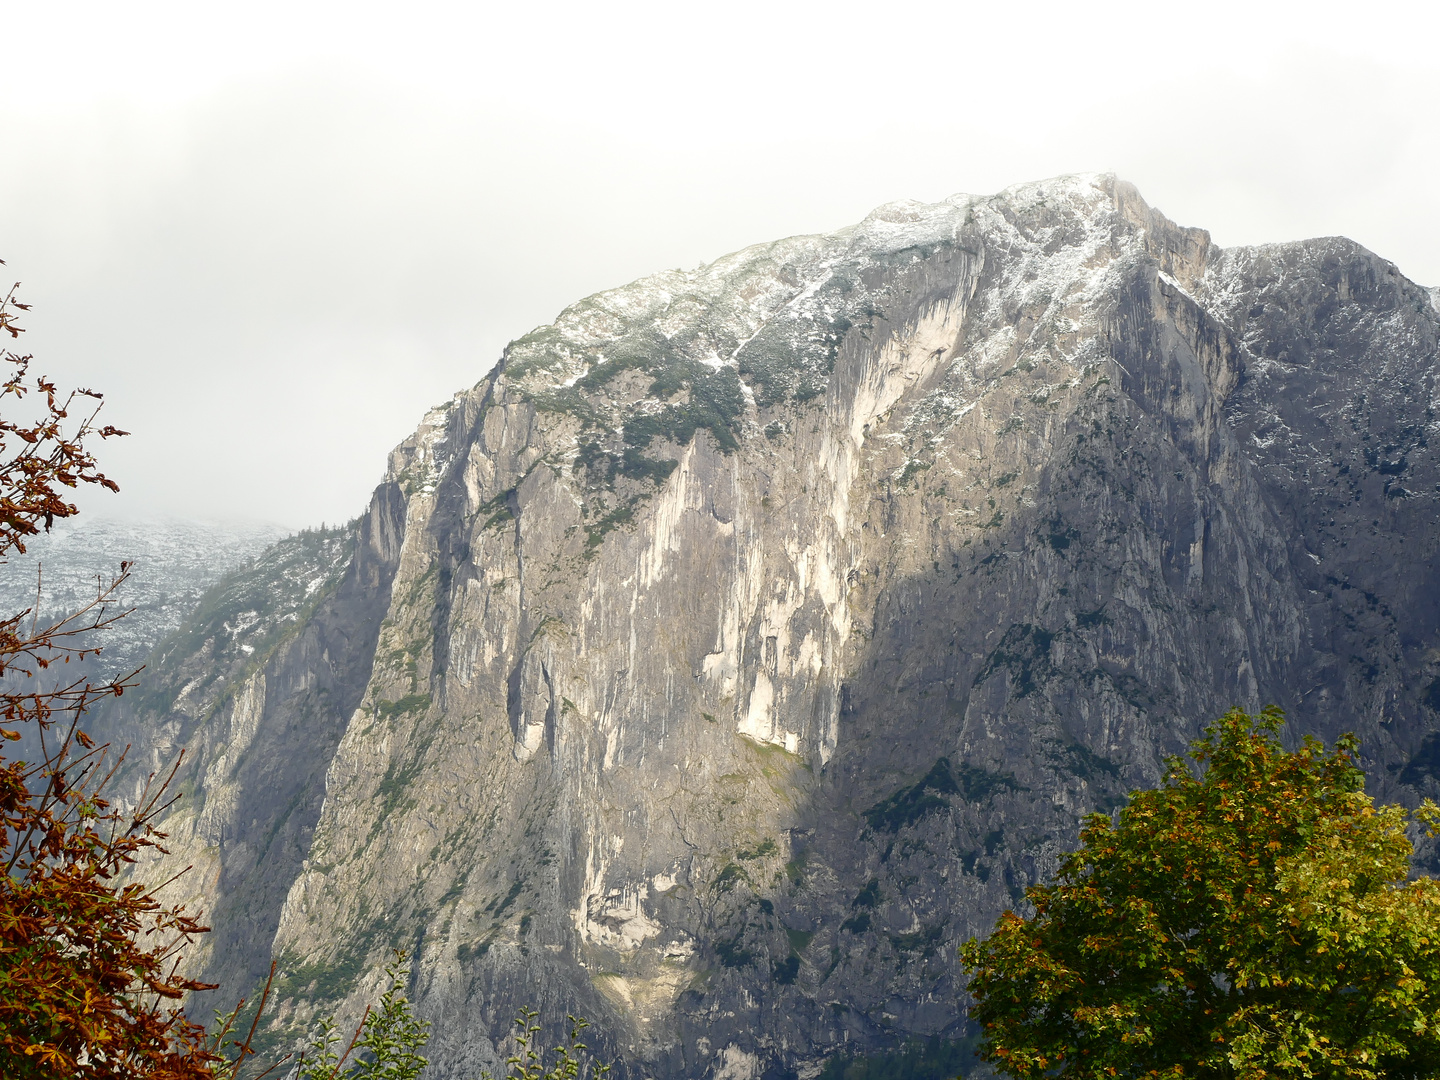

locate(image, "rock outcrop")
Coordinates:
98 175 1440 1079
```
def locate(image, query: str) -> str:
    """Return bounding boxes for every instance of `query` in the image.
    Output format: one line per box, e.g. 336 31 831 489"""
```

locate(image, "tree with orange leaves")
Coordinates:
0 266 225 1079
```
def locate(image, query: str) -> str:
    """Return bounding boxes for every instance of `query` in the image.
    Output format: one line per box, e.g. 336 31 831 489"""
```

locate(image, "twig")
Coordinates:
30 559 41 638
336 1005 373 1072
226 960 280 1080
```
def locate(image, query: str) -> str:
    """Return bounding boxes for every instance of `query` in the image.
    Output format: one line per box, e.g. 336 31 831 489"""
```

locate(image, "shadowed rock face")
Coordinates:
103 175 1440 1079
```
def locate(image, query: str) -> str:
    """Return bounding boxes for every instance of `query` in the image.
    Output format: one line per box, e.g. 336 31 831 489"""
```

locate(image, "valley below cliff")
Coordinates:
92 174 1440 1080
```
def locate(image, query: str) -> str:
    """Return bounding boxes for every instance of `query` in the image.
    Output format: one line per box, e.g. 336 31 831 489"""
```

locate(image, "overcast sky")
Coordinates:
2 0 1436 530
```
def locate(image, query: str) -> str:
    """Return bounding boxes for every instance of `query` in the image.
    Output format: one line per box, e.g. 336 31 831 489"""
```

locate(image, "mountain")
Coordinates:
0 517 293 679
94 175 1440 1079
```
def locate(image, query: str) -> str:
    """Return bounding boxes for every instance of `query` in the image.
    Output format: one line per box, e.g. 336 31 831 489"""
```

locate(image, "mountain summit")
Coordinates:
101 175 1440 1079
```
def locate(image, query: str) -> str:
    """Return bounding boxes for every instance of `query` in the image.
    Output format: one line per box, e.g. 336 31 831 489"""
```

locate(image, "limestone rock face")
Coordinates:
101 175 1440 1079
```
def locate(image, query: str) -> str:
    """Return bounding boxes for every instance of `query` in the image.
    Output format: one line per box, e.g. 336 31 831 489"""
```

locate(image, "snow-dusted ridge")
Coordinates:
0 517 292 678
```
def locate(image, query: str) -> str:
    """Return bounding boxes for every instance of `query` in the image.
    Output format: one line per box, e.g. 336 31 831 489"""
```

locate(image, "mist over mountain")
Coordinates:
89 174 1440 1080
0 517 292 679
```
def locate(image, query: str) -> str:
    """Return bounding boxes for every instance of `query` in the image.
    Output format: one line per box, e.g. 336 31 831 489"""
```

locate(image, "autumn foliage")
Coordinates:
0 270 223 1078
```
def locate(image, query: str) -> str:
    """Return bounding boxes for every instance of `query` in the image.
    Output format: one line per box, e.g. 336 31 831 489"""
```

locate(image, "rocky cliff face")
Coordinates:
100 175 1440 1079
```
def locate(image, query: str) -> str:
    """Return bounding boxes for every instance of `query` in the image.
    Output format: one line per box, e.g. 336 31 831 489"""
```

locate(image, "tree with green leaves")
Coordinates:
498 1008 610 1080
292 952 430 1080
961 706 1440 1079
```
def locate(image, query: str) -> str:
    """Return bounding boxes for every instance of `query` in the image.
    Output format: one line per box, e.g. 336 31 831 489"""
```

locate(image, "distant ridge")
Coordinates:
0 517 292 678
